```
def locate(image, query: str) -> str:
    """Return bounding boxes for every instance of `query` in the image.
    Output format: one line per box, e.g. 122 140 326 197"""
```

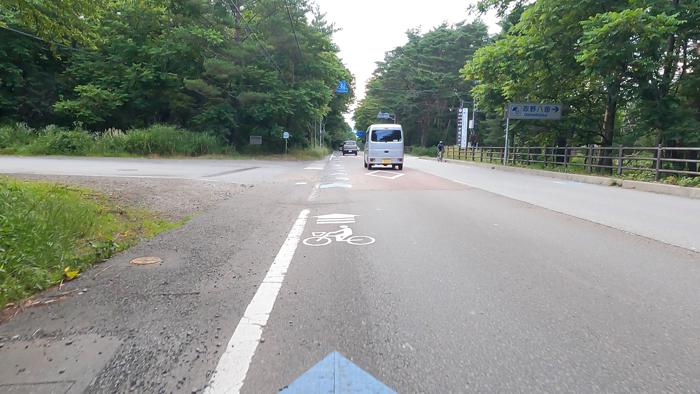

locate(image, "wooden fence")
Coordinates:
445 145 700 180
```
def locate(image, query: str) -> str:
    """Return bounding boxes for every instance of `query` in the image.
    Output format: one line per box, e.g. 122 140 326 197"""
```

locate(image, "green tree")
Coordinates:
354 21 490 147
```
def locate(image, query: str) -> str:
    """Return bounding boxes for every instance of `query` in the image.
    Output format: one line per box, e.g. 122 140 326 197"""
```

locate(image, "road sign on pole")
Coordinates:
507 103 562 120
503 102 562 164
282 131 289 155
336 80 349 94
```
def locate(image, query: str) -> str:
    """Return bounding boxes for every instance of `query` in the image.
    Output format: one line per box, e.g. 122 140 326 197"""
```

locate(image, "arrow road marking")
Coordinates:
281 352 395 393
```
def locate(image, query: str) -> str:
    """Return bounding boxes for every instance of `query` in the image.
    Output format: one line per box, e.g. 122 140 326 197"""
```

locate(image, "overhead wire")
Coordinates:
0 25 84 52
282 0 303 61
225 0 281 73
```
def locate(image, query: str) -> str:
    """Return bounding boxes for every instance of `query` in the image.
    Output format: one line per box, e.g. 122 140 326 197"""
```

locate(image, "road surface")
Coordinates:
1 154 699 393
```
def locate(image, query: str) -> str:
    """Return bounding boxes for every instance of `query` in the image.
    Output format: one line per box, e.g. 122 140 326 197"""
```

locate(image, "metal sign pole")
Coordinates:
504 107 510 165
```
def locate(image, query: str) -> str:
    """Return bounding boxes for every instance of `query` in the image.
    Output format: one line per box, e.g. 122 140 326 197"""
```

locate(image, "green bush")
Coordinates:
677 176 700 188
116 124 226 156
0 177 176 308
408 146 436 157
0 123 38 150
288 146 330 160
42 130 95 155
0 123 229 157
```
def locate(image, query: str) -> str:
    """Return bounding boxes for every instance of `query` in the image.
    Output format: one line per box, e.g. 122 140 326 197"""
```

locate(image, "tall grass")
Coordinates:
408 146 437 157
0 177 176 308
0 124 229 157
0 123 339 160
94 125 228 156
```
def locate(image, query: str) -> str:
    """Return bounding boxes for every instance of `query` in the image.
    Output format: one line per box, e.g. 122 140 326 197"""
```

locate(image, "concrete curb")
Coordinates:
416 156 700 200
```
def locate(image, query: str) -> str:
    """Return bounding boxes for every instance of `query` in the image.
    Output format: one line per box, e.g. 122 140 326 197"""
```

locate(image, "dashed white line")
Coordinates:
307 183 320 201
319 183 352 189
204 209 310 394
451 179 471 186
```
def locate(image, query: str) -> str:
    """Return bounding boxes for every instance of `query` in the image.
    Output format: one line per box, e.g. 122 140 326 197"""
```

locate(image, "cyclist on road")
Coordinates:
437 141 445 162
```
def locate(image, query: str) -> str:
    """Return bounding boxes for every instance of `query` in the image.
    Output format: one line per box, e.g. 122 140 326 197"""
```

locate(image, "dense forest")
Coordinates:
0 0 354 151
353 21 490 146
355 0 700 152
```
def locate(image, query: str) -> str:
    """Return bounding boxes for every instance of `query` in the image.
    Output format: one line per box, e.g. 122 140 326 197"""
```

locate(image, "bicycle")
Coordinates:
437 149 444 162
302 226 375 246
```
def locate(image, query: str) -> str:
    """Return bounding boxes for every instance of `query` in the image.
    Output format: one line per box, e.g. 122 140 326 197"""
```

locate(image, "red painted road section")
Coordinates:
335 155 466 191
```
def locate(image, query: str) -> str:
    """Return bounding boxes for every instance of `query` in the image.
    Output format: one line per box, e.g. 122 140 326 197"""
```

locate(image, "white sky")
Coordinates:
312 0 501 127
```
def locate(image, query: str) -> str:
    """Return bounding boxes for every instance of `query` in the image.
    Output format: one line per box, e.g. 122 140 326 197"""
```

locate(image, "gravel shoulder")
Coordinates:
10 174 248 222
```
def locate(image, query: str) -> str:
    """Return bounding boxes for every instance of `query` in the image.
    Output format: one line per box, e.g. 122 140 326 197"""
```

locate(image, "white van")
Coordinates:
363 124 404 170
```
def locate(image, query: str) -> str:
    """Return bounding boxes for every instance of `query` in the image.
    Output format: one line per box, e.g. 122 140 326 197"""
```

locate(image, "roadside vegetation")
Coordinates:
0 177 178 309
0 123 329 159
1 0 356 155
407 146 438 157
355 1 699 184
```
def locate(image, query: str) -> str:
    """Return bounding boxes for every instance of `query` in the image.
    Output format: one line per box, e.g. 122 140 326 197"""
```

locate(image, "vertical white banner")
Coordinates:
460 108 469 149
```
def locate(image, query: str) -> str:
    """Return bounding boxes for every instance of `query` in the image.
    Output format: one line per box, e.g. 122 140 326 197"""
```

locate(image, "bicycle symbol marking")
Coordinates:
303 225 375 247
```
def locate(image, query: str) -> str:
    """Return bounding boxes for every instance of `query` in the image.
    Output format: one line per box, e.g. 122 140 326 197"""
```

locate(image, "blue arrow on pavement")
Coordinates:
280 351 396 394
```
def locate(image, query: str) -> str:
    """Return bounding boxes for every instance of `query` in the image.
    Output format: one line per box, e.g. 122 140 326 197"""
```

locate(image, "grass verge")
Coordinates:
0 176 179 309
0 123 330 160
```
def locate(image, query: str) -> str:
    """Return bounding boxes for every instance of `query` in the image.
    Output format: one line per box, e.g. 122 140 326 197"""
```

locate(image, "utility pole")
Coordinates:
321 117 326 146
504 104 510 165
471 98 477 146
232 0 242 42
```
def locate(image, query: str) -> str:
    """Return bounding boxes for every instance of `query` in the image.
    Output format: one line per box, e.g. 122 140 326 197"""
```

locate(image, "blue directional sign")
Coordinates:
336 80 349 94
281 352 395 394
508 103 562 120
355 130 365 138
283 131 290 139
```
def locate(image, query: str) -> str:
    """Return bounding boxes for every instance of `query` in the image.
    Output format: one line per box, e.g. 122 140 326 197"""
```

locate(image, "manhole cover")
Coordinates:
130 256 163 265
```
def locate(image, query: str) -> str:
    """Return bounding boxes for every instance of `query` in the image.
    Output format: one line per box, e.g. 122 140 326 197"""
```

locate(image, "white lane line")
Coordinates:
205 209 310 394
308 183 320 201
452 179 471 186
304 167 323 170
295 182 308 185
319 183 352 189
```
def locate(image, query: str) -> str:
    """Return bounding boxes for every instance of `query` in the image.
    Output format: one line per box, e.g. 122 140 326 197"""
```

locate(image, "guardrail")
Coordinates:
445 145 700 180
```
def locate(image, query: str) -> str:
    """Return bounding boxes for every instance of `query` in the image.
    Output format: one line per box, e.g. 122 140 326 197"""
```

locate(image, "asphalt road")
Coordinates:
1 154 699 393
